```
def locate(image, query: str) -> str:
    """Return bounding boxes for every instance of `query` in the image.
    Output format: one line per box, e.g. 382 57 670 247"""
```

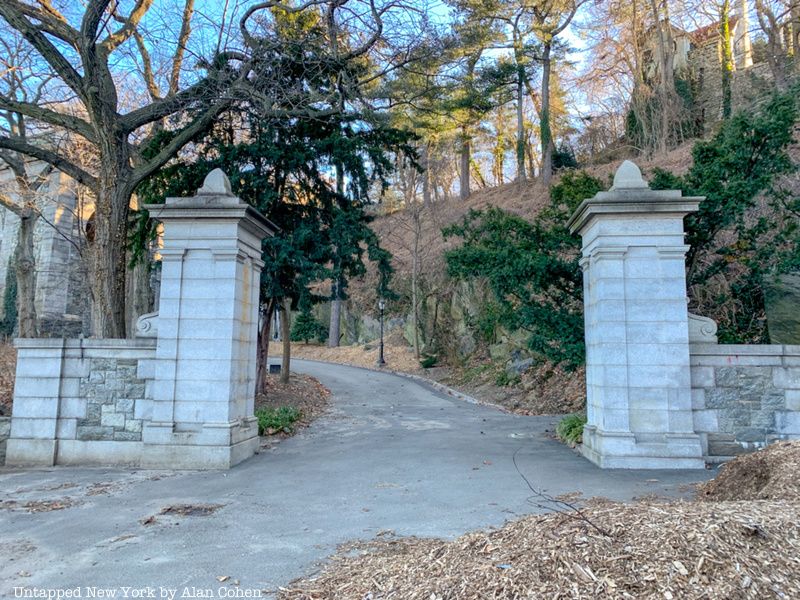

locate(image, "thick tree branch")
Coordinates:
0 2 85 98
102 0 155 52
0 96 95 141
129 100 231 187
120 78 215 132
169 0 195 96
0 136 97 189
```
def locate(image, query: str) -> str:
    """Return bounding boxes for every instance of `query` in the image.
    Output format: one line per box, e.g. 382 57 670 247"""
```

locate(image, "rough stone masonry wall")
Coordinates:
77 357 147 442
690 344 800 459
7 338 155 465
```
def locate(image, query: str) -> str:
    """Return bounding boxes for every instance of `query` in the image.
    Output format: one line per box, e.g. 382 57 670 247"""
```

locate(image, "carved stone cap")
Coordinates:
142 169 279 238
566 160 705 235
688 313 718 344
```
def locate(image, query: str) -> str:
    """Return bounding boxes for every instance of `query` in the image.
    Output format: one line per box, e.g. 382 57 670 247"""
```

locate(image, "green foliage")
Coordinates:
651 89 800 342
420 354 437 369
556 414 586 446
444 170 604 369
291 303 328 344
255 406 302 435
494 368 520 387
0 261 17 337
552 144 578 171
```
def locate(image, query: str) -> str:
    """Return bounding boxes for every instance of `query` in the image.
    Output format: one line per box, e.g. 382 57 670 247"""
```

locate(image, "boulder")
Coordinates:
764 273 800 344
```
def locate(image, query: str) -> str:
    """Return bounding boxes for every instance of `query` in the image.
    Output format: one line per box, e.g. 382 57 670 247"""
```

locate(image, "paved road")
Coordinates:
0 360 713 597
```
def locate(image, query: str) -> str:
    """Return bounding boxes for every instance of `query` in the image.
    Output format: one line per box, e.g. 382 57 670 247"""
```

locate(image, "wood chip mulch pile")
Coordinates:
280 444 800 600
698 440 800 501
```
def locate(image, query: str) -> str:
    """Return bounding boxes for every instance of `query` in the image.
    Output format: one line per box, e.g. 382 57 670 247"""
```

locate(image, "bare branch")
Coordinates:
101 0 156 52
0 96 95 141
169 0 196 96
0 136 97 189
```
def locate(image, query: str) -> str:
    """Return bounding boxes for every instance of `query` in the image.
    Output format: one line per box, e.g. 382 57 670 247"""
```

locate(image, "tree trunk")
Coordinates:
720 1 733 120
516 65 527 183
540 43 554 186
459 126 470 201
15 210 38 338
411 211 421 359
421 144 432 207
89 157 131 338
256 298 277 395
328 277 342 347
280 298 291 384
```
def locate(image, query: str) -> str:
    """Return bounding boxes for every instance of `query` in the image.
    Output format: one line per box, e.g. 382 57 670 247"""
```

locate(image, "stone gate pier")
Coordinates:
569 161 800 468
5 169 276 469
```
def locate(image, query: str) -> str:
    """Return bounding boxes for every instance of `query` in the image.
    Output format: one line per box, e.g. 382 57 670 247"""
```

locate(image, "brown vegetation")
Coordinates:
0 341 15 415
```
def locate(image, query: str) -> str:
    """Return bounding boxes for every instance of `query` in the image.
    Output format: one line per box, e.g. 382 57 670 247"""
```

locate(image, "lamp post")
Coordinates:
377 298 386 367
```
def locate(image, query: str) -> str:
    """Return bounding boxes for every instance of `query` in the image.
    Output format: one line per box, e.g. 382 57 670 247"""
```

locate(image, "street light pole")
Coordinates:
377 298 386 367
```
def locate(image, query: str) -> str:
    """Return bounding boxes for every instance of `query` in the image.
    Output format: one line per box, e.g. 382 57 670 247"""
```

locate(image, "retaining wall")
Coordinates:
6 338 156 466
690 344 800 460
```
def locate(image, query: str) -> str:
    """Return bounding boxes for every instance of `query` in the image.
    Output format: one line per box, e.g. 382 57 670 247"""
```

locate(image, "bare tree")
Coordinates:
0 0 244 337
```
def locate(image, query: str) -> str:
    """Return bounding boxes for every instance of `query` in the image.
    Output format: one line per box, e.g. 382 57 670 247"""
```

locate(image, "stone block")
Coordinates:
56 418 77 439
691 388 706 409
10 417 57 439
124 419 143 433
690 367 715 388
776 411 800 434
113 430 141 442
786 390 800 411
10 397 59 419
115 398 135 414
100 409 125 428
692 409 718 432
774 367 800 389
0 417 11 438
735 427 767 443
76 425 114 441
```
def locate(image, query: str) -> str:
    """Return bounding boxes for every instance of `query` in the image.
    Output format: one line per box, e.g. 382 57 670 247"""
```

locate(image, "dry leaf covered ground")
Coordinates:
0 341 15 416
280 444 800 600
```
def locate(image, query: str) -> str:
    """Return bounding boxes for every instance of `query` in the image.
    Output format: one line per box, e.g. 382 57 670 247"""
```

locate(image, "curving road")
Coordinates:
0 360 712 597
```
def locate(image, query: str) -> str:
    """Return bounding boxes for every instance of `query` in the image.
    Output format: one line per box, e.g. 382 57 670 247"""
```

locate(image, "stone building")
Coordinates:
0 163 90 337
646 1 796 133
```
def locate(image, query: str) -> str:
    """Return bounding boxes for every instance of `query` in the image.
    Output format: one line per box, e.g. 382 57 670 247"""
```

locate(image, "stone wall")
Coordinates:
0 416 10 464
0 166 90 337
690 344 800 460
6 338 155 466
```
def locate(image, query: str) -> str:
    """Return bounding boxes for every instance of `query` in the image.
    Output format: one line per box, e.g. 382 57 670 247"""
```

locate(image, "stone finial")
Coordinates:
197 168 234 196
688 313 719 344
611 160 649 190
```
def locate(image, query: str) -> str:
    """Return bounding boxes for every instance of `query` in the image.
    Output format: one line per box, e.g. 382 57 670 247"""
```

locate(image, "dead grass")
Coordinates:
0 340 15 415
279 498 800 600
698 440 800 502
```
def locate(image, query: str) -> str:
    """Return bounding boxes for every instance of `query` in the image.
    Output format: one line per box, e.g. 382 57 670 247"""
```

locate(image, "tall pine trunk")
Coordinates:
459 127 470 201
15 210 38 338
280 298 291 384
720 1 734 119
328 277 342 347
516 66 527 182
540 43 554 186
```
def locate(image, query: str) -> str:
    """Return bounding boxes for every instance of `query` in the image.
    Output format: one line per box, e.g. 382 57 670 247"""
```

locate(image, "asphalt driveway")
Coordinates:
0 360 713 597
